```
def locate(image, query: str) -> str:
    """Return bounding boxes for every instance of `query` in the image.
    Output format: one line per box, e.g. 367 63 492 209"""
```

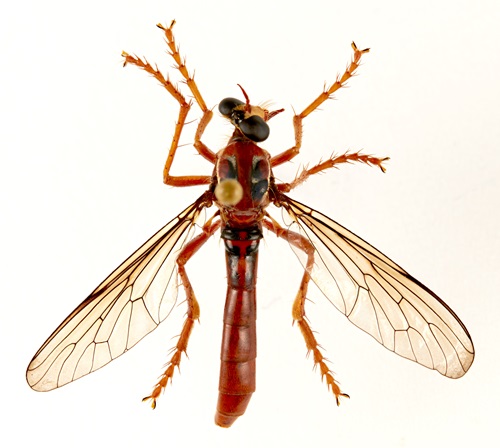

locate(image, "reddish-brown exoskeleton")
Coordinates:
27 21 474 428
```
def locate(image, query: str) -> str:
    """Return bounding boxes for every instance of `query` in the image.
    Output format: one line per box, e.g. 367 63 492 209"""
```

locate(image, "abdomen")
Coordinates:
216 226 261 427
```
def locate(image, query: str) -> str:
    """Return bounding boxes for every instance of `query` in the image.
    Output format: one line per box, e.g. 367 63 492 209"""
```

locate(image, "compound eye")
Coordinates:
219 97 244 116
239 115 270 142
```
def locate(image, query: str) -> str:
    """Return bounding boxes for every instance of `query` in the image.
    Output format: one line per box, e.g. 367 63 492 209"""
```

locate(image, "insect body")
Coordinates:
26 21 474 427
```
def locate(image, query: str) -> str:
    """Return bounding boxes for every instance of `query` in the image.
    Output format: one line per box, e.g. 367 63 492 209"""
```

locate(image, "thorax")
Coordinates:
212 138 272 229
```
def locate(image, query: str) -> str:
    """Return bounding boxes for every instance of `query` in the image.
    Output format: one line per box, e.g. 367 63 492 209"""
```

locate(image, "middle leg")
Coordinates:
276 150 389 193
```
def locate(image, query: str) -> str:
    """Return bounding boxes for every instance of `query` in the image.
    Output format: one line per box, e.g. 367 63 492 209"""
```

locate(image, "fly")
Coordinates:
26 21 474 427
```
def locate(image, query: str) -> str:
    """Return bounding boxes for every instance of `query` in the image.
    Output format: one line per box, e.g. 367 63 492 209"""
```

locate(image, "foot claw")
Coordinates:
142 396 157 409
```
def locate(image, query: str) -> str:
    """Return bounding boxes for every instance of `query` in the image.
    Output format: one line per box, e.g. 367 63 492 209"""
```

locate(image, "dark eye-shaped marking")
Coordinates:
215 156 242 206
217 155 237 181
251 157 269 201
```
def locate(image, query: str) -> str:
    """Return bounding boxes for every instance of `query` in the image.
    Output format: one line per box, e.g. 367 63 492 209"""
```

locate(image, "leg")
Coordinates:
122 21 216 187
262 217 349 405
271 42 370 168
143 217 221 408
277 150 389 193
156 22 217 168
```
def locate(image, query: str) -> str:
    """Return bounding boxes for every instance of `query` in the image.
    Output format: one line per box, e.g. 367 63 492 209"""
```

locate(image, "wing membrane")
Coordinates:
280 195 474 378
27 194 210 391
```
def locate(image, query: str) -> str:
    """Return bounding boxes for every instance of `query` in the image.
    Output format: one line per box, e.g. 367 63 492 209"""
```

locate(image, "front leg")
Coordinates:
271 42 370 168
122 21 215 188
157 21 217 167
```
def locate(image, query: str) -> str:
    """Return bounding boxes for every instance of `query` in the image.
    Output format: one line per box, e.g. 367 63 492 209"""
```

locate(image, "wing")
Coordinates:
280 195 474 378
27 193 211 391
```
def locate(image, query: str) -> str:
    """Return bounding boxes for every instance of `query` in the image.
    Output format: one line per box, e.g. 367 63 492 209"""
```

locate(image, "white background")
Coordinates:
2 0 499 446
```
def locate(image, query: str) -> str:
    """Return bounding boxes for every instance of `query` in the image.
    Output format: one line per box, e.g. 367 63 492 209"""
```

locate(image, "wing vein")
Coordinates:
279 194 474 378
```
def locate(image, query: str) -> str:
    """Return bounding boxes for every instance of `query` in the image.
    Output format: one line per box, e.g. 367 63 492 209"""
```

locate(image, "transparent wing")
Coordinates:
27 194 211 391
280 195 474 378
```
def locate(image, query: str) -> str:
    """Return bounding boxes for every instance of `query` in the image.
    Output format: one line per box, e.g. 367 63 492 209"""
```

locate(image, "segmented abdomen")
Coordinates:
215 227 261 428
